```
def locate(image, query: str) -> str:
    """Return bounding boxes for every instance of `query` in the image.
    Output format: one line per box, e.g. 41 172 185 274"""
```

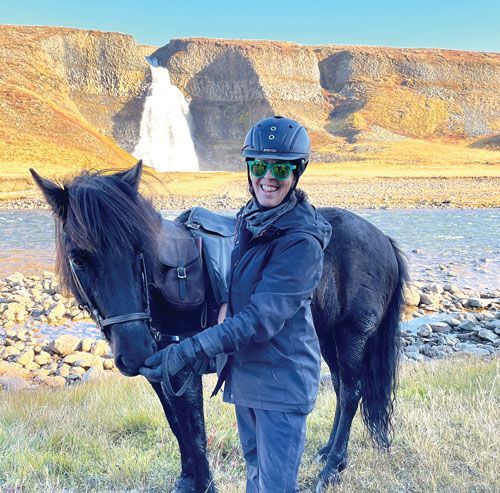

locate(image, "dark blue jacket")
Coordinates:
195 195 332 413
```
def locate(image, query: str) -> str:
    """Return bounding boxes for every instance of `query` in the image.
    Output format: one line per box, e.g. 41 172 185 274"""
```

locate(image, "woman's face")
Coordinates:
250 160 294 208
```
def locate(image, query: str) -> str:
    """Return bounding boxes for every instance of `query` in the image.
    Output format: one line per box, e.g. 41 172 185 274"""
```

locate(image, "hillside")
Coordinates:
0 26 498 197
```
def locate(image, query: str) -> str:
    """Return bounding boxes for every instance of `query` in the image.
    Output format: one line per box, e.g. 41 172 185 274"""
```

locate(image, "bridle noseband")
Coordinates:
68 253 161 341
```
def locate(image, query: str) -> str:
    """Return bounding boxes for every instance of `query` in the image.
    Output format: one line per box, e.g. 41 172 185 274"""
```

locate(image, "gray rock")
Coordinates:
406 351 425 362
404 345 420 354
0 376 29 391
457 320 479 332
478 329 498 343
419 292 440 305
429 284 444 294
466 298 491 309
460 347 491 357
484 319 500 332
429 322 451 333
416 324 432 337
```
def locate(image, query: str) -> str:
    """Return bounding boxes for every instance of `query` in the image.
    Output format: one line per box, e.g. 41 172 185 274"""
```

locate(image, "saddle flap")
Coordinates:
184 207 236 237
177 207 236 306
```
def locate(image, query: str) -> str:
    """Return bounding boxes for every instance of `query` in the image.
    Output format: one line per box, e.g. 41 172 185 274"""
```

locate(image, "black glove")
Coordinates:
139 337 206 382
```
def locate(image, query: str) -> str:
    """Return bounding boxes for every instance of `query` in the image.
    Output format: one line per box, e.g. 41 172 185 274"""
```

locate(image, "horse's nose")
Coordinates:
113 328 157 376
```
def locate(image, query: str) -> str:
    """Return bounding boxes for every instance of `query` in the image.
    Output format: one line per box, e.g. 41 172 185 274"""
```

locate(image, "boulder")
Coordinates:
2 346 21 359
56 364 71 377
16 348 35 367
404 285 421 306
419 292 440 305
416 324 432 337
457 320 479 332
478 329 498 343
91 340 110 356
52 334 81 356
46 302 67 322
466 298 491 309
80 338 94 352
34 351 52 366
43 376 66 388
63 351 102 369
429 322 451 334
0 360 30 378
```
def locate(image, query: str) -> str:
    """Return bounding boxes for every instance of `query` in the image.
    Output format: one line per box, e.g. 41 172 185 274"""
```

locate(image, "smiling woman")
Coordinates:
248 159 295 208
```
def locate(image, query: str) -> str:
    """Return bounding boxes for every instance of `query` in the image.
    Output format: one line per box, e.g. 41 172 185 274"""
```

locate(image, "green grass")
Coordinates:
0 357 498 492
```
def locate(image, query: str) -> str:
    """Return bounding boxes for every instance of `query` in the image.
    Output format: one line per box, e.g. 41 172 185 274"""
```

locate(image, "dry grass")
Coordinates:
0 357 498 492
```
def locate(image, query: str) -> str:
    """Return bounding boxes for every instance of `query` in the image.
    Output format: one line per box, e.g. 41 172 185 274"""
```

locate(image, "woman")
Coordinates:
141 115 332 492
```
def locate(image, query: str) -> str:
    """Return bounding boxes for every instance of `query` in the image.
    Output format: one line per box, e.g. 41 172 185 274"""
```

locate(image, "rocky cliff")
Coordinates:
0 26 498 172
0 25 152 172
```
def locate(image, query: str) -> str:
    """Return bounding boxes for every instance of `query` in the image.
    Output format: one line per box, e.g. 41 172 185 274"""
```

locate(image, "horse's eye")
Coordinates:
71 251 91 267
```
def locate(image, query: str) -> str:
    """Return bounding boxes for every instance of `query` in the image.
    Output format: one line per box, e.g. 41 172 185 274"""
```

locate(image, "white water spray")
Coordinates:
133 57 199 172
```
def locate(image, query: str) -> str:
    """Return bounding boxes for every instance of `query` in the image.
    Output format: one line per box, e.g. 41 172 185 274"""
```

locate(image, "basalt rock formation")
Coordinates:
1 25 499 171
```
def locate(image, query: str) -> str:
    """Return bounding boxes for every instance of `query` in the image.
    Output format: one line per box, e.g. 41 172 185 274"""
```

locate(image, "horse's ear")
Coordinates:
29 168 68 217
114 160 143 191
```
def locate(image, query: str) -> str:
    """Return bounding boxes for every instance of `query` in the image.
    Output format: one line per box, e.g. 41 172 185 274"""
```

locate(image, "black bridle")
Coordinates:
68 253 161 342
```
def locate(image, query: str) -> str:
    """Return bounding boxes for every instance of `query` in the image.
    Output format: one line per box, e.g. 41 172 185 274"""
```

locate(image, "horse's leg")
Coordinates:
316 335 341 462
150 374 215 493
150 381 197 491
315 326 369 492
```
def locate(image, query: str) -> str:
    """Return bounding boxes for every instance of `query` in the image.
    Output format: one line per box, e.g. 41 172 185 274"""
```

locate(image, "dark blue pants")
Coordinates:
235 405 308 492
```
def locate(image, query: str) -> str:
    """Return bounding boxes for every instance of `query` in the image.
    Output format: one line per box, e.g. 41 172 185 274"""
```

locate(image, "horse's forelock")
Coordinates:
54 170 160 294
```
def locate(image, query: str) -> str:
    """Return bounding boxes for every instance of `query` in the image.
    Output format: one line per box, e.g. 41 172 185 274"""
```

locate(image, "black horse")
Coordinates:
30 161 408 492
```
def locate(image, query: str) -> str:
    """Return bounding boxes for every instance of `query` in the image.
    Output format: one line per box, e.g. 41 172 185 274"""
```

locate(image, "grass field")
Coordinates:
0 356 498 492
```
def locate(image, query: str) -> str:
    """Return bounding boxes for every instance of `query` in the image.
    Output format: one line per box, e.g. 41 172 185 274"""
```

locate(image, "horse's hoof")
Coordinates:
171 474 196 493
315 445 331 464
315 466 342 492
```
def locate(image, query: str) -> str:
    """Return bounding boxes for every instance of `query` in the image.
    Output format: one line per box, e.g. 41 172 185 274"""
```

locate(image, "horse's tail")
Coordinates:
360 238 409 450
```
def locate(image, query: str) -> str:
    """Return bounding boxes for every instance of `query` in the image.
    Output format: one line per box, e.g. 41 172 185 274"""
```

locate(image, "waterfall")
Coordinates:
133 57 199 172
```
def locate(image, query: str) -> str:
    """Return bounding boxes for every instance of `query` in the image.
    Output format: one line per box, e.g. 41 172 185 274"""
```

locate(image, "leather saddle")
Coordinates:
154 208 236 312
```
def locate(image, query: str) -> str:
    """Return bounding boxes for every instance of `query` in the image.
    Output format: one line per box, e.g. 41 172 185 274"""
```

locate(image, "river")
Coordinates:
1 208 498 290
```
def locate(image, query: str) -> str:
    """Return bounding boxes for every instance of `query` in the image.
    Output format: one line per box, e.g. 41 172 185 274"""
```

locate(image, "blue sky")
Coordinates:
2 0 499 52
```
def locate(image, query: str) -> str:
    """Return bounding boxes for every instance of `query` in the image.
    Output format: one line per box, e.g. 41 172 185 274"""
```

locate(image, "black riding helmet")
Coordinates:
242 116 310 200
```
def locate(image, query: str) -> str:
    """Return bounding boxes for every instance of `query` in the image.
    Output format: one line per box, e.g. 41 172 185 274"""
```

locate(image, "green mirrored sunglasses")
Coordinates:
247 160 296 181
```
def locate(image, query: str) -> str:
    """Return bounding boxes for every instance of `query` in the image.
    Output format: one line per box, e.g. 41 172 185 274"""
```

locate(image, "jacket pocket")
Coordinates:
252 340 293 367
231 362 285 403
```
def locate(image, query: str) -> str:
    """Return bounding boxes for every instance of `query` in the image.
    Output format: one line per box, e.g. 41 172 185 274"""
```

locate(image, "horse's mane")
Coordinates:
54 170 161 293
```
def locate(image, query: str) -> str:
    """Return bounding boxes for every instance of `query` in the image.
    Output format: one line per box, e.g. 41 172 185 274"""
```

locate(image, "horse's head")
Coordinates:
30 161 160 376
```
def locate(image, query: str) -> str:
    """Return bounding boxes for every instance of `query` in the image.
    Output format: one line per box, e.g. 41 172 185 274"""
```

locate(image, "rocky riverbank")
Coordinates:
0 271 499 392
1 175 500 211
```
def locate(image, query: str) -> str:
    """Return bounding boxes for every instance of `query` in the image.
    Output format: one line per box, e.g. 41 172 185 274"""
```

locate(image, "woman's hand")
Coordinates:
139 343 189 382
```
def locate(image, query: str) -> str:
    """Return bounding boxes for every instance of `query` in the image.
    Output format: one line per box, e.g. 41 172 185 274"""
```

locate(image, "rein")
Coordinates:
68 253 162 342
160 343 209 398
